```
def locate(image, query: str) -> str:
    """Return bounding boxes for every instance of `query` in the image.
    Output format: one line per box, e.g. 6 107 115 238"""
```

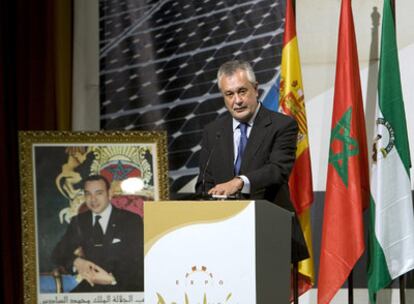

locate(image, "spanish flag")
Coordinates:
278 0 314 297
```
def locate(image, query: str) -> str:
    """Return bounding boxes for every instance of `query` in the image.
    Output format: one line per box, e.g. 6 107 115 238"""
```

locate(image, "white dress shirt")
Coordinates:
232 102 261 194
92 203 112 234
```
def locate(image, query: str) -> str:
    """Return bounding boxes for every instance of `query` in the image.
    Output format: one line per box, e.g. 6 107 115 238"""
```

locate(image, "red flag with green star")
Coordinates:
317 0 369 303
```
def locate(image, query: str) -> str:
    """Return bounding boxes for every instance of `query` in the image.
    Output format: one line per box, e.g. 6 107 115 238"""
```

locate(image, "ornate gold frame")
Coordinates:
19 130 169 303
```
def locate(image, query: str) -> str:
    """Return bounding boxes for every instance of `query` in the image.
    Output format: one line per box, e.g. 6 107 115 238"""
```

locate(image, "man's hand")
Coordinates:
89 264 117 285
74 257 116 286
208 177 244 196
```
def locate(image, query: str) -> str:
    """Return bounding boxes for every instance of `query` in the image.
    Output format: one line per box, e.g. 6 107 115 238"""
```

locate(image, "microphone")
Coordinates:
201 131 221 199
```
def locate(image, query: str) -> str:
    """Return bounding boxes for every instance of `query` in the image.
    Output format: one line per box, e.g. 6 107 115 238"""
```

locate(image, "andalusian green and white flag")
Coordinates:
367 1 414 303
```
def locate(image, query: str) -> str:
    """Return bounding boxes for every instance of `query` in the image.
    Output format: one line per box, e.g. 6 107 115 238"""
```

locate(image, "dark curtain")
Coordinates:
0 1 72 302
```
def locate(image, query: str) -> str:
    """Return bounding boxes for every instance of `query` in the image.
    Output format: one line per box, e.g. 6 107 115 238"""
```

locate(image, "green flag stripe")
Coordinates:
378 0 411 174
367 197 392 304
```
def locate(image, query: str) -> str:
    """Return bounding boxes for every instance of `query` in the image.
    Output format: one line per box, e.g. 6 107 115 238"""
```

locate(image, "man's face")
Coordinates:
219 69 259 122
84 180 112 214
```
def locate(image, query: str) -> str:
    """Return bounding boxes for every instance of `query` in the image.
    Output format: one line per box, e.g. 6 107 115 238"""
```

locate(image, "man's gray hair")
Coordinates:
217 60 256 89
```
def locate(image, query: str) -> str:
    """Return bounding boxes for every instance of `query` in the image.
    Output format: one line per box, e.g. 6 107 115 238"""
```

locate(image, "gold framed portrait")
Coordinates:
19 131 169 304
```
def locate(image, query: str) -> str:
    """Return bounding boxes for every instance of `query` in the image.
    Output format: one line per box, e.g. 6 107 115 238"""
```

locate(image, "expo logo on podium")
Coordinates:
156 265 234 304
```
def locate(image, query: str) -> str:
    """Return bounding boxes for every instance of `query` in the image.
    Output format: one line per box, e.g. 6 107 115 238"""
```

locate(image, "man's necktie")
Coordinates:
93 215 104 246
234 122 248 175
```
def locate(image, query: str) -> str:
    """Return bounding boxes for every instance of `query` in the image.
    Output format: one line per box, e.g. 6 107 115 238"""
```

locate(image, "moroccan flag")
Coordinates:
278 0 314 296
317 0 369 303
367 1 414 302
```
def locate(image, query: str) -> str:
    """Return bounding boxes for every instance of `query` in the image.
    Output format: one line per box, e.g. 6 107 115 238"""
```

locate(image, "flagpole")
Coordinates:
293 260 299 304
399 275 406 304
390 0 395 26
348 270 353 304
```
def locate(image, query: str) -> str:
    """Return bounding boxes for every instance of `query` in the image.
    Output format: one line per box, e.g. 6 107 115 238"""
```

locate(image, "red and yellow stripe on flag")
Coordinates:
278 0 314 297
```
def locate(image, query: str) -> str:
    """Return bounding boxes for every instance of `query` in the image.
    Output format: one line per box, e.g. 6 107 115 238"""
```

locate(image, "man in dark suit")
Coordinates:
52 174 143 292
196 60 298 210
196 60 308 261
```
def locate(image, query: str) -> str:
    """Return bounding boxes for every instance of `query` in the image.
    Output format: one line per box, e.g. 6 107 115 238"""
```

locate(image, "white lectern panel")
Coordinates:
145 201 256 304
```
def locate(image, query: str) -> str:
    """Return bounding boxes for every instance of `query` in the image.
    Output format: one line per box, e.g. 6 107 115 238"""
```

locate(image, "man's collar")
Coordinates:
232 102 261 131
93 203 112 218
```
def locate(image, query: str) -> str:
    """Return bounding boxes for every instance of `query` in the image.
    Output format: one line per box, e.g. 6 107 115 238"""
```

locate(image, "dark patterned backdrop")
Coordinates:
97 0 414 289
99 0 285 193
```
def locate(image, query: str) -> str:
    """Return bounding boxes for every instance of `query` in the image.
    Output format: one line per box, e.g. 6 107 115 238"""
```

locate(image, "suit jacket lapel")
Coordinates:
241 106 271 172
104 207 117 246
80 211 94 242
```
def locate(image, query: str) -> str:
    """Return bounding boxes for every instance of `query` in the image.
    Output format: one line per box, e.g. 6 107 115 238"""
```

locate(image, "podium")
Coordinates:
144 200 293 303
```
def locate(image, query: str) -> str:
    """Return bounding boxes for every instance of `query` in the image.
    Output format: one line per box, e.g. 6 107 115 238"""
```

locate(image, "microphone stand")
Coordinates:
201 132 221 199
